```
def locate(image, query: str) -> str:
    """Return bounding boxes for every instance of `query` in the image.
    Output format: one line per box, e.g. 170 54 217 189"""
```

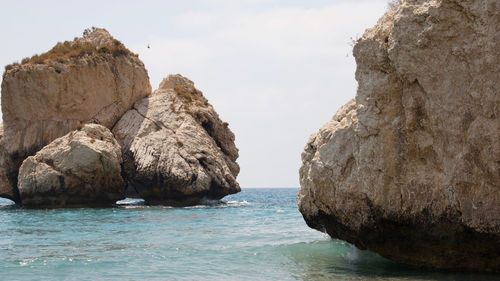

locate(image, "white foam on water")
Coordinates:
114 198 253 209
116 198 146 205
226 200 251 207
345 247 361 261
229 200 250 205
19 258 37 266
183 199 252 209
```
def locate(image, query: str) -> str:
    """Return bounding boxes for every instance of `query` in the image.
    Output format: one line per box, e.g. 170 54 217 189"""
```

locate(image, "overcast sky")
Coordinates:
0 0 388 188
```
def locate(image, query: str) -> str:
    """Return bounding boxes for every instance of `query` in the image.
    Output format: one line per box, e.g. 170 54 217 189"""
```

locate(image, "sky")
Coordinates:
0 0 388 188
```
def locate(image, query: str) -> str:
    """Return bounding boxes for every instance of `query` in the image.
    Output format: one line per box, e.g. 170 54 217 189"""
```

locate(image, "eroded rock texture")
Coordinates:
113 74 240 206
18 124 125 207
1 28 150 162
298 0 499 271
0 28 151 201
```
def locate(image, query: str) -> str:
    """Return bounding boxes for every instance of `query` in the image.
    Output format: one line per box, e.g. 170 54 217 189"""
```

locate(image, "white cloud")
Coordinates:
130 1 387 187
0 0 387 188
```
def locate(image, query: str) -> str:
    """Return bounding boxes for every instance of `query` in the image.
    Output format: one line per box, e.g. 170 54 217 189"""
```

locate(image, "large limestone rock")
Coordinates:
0 28 150 202
298 0 499 272
113 74 240 205
18 124 125 207
1 27 151 161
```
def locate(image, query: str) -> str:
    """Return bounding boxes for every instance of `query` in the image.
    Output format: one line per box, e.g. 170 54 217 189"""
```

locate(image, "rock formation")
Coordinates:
113 74 240 205
0 28 240 207
298 0 499 272
0 28 151 202
18 124 125 207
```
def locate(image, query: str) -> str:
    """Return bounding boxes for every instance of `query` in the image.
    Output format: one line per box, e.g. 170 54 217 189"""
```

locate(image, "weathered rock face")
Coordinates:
298 0 499 272
18 124 125 207
0 124 17 202
113 74 240 205
0 28 150 202
1 28 151 161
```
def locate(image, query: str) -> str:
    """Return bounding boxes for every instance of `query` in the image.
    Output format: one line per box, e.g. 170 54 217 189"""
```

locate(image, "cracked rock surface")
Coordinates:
298 0 499 271
18 124 125 207
113 74 240 206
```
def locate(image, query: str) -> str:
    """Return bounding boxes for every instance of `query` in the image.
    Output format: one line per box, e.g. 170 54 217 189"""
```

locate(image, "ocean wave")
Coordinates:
115 198 147 208
226 200 251 206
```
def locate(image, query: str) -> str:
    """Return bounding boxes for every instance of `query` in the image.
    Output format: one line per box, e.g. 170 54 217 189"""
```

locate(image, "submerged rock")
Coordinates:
113 74 240 205
0 28 151 202
18 124 125 207
298 0 499 271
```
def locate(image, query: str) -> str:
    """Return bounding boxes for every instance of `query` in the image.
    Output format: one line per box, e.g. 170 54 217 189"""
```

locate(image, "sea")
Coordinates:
0 188 497 281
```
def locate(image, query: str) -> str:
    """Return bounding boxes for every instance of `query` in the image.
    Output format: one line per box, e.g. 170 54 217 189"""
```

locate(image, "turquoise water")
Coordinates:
0 188 497 280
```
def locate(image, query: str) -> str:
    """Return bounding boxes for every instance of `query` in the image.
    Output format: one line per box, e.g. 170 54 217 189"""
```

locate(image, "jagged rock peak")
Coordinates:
113 74 240 206
80 27 116 47
159 74 195 90
157 74 239 162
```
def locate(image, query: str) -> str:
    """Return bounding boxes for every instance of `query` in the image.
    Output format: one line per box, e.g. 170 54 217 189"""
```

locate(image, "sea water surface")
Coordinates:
0 188 497 280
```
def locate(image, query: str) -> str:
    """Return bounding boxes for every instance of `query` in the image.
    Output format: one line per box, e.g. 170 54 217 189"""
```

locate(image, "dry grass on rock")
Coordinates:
4 28 137 72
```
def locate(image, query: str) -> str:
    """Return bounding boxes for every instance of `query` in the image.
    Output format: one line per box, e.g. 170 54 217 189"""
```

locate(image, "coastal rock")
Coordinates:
0 124 17 202
18 124 125 207
1 27 151 163
0 28 150 202
113 74 240 205
298 0 500 271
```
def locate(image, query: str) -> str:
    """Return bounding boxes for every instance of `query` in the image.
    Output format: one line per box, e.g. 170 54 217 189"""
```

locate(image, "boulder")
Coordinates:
1 28 151 163
113 74 240 205
0 28 151 201
298 0 499 271
18 124 125 207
